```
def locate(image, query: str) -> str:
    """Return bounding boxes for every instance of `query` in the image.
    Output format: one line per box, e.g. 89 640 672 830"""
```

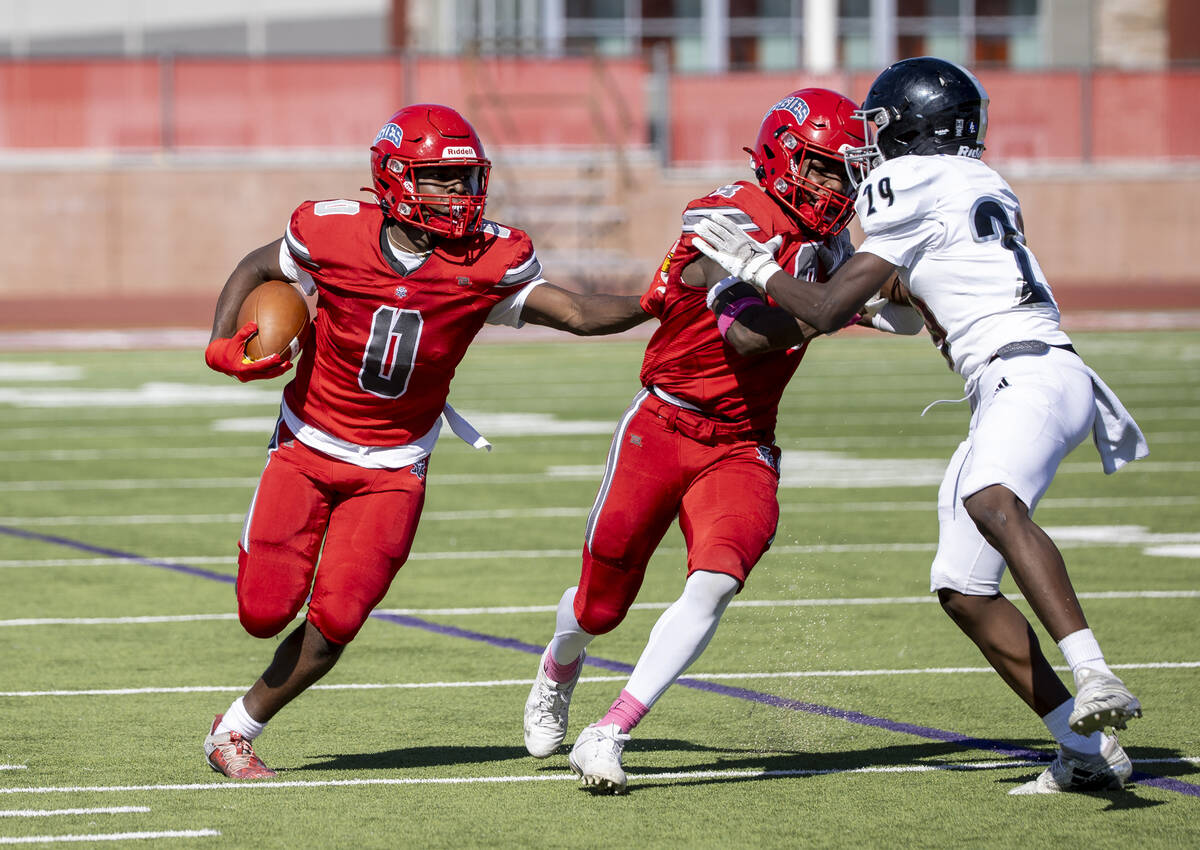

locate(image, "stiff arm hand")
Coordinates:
691 214 783 291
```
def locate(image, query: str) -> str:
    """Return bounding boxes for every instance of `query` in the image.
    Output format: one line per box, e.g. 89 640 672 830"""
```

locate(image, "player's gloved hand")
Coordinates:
796 230 854 281
692 213 784 292
861 295 889 321
204 322 292 383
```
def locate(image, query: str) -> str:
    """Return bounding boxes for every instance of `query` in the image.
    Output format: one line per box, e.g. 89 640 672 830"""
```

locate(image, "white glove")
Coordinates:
692 213 784 292
861 295 889 320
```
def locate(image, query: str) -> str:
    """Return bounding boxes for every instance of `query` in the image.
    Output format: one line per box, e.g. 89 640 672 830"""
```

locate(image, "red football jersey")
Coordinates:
281 199 541 446
639 181 841 435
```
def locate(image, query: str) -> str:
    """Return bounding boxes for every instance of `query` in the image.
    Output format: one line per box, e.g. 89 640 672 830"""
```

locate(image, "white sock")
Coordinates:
216 696 266 741
624 571 739 708
548 586 594 665
1042 699 1103 755
1057 628 1114 679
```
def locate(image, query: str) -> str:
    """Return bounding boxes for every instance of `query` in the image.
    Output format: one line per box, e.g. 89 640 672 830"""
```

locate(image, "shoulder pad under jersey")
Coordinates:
855 157 945 238
287 199 371 271
682 181 785 237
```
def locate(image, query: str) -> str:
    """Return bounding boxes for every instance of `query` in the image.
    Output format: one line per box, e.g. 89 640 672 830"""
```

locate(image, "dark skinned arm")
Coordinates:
519 282 651 336
210 238 289 342
684 254 819 355
204 238 296 381
761 251 900 334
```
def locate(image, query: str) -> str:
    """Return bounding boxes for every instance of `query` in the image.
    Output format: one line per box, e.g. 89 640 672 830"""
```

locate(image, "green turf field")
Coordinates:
0 330 1197 848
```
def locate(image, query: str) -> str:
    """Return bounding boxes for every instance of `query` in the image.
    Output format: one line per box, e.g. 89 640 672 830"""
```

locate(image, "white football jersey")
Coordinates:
855 154 1071 385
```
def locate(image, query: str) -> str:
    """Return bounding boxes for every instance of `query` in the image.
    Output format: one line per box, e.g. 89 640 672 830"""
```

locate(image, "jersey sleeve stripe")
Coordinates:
478 220 513 239
681 209 759 233
499 253 544 287
285 226 320 270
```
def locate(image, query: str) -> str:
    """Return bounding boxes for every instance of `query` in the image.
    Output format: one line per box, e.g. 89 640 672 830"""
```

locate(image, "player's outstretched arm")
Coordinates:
205 238 292 382
519 283 652 336
694 213 897 334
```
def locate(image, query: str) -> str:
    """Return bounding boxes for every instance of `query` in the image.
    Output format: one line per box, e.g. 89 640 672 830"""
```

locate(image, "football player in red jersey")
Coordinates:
201 104 652 779
523 88 908 793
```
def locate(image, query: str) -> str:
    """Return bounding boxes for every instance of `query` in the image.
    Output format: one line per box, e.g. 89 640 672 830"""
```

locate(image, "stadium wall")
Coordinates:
0 57 1197 329
0 160 1195 330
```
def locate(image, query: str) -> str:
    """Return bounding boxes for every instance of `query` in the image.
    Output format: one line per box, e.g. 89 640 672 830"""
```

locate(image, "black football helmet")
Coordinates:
844 56 989 186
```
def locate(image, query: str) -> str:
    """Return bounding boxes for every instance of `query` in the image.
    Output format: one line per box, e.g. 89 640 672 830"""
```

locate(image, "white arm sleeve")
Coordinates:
486 279 546 328
278 239 317 296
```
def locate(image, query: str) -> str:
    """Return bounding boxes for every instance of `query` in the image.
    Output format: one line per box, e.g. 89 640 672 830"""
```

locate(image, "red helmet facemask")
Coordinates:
746 88 864 237
368 104 492 239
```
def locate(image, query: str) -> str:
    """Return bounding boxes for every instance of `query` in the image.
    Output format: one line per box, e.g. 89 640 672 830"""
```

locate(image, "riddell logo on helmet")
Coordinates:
957 145 983 158
442 146 478 158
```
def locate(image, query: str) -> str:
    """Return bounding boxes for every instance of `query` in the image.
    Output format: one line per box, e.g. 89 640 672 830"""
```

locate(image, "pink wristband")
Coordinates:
716 296 763 338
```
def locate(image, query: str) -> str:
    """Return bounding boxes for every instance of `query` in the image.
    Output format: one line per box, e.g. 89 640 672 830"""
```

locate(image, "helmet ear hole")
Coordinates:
755 165 766 181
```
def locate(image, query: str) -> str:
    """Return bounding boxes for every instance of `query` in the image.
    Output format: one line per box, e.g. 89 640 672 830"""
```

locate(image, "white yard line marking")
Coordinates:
1 662 1194 698
0 426 220 442
1 590 1196 627
0 424 1195 449
0 767 27 772
0 382 279 408
0 516 246 528
0 558 235 569
0 756 1195 796
1 479 259 492
5 458 1200 492
0 615 240 627
0 364 83 382
0 507 593 527
0 830 218 844
0 807 150 818
1 496 1196 530
0 448 261 462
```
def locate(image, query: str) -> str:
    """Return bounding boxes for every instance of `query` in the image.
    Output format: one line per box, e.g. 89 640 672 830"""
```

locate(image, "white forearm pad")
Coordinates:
869 301 925 335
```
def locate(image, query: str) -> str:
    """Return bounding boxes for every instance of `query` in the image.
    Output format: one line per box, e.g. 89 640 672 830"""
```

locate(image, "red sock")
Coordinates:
599 689 649 734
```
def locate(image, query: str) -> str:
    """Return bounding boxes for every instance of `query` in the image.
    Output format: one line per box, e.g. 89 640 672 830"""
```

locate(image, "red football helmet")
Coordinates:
369 104 491 239
746 88 864 237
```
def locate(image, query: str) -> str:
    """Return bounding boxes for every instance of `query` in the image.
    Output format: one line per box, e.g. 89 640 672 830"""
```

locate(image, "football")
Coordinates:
236 281 311 362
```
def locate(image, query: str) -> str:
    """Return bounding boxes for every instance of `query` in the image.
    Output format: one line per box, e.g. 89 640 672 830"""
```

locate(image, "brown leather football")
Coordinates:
236 281 311 361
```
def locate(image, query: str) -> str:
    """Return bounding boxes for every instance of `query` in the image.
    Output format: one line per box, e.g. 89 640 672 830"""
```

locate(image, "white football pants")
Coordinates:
929 347 1096 596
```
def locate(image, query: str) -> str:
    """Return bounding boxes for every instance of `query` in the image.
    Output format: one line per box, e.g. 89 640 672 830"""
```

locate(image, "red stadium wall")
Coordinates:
0 58 1197 162
0 57 1196 329
0 57 648 152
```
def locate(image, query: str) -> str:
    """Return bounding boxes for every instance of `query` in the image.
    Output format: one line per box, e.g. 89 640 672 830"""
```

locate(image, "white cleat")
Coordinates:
523 646 585 758
569 722 630 794
1009 733 1132 795
1069 668 1143 735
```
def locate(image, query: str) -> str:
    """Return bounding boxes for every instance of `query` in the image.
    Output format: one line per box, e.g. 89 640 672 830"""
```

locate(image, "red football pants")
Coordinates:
236 431 426 645
574 390 781 635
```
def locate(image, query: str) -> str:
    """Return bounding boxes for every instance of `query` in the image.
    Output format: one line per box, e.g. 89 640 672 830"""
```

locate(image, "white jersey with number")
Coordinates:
855 154 1071 386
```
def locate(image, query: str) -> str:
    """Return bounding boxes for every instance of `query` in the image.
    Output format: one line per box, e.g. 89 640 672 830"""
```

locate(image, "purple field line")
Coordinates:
5 527 1196 798
0 524 235 584
373 613 1199 797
